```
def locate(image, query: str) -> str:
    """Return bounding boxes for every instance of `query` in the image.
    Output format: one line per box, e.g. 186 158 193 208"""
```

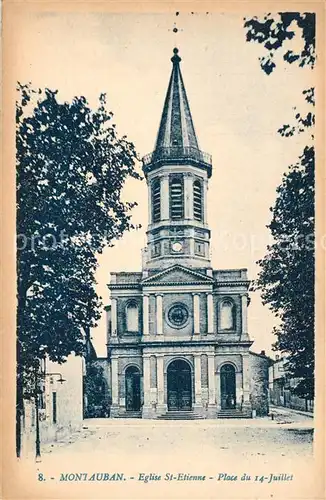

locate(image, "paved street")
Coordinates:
16 409 316 499
42 412 313 463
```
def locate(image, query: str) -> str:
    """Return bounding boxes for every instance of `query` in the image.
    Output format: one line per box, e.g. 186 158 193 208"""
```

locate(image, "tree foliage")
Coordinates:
244 12 315 75
16 83 141 453
244 14 315 398
255 146 314 397
84 363 109 418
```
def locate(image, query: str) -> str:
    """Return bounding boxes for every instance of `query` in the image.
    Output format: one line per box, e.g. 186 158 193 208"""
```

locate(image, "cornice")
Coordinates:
107 339 254 349
146 223 211 234
108 284 140 290
144 280 214 287
214 280 250 288
218 340 254 347
108 279 250 290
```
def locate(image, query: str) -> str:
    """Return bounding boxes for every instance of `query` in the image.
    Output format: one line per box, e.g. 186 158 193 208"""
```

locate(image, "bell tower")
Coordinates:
142 48 213 271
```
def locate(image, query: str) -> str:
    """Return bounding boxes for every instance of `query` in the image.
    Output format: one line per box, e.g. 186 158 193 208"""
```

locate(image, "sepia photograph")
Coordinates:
2 2 324 499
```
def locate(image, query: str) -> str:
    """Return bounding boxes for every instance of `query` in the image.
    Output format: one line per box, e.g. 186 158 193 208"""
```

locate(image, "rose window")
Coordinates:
167 303 189 328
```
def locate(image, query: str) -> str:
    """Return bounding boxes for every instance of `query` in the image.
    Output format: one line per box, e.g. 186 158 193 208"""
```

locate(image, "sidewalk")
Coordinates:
269 404 314 419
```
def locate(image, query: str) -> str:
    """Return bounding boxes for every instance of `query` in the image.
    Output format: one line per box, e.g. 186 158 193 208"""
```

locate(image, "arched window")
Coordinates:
170 177 184 220
126 301 139 331
220 299 235 330
193 180 203 221
152 179 161 223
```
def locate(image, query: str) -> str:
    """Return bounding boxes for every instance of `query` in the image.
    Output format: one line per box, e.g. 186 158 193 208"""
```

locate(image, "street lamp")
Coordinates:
35 372 66 462
48 373 67 384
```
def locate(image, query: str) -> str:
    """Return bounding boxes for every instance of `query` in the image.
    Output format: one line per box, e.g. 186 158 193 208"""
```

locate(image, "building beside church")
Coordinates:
22 354 84 455
104 48 270 419
269 356 314 413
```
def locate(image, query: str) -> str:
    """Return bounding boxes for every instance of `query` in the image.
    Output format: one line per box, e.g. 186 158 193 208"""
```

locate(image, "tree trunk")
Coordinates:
16 339 24 458
16 265 31 458
35 372 41 461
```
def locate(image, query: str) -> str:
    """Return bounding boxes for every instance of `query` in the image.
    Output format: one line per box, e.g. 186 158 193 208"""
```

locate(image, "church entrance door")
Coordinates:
125 366 141 411
220 364 236 409
167 360 192 411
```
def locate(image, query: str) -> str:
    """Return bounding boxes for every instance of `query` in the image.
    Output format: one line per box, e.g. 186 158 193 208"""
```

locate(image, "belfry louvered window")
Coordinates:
152 179 161 222
170 177 184 220
193 180 203 221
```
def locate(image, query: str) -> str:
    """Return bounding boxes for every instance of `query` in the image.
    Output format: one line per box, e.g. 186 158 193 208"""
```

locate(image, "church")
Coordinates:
104 48 270 419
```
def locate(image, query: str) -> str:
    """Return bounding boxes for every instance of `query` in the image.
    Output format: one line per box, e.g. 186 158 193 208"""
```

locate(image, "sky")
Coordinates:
12 8 314 357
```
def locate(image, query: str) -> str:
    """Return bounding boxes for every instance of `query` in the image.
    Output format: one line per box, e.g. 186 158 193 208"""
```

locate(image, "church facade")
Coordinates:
105 48 270 419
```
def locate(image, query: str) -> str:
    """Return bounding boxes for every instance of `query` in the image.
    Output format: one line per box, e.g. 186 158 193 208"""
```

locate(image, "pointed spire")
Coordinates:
142 48 212 177
154 48 199 151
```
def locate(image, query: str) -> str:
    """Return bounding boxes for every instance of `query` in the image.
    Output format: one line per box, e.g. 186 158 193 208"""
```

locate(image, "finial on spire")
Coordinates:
171 47 181 64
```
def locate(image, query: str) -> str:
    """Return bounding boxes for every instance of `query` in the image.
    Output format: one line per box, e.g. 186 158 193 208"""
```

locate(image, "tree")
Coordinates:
83 363 109 418
255 147 314 398
244 13 315 399
16 84 141 456
244 13 315 75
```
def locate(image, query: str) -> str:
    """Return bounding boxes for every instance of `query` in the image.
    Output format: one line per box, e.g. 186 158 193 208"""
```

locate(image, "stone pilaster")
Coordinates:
216 370 221 411
156 294 163 335
193 294 200 335
241 294 250 340
207 293 214 334
148 179 152 225
236 372 242 410
242 354 251 413
207 354 216 417
110 357 119 417
184 172 193 220
161 174 169 220
156 355 166 413
203 179 208 224
105 307 110 344
143 294 149 336
208 355 216 404
111 298 117 337
194 355 202 410
142 356 154 418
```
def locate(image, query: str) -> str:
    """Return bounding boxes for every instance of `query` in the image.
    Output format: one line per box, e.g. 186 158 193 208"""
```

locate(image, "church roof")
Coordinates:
155 48 199 152
142 48 212 176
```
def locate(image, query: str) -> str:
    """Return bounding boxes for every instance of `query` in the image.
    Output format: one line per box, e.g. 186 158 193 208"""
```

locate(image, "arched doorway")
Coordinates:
167 359 192 411
125 366 141 411
220 364 236 409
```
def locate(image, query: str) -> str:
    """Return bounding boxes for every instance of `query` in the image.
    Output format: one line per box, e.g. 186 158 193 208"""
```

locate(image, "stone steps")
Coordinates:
157 411 205 420
111 409 252 420
217 409 252 419
114 411 142 419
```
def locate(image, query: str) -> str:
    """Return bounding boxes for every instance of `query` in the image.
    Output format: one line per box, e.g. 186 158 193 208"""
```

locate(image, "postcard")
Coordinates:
1 1 325 499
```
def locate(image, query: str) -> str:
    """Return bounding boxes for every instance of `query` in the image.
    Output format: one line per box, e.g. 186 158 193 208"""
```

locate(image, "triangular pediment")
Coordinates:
141 265 214 285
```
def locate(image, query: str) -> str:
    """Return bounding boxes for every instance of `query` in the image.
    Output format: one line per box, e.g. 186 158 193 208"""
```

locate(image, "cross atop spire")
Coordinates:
155 48 199 151
171 47 181 65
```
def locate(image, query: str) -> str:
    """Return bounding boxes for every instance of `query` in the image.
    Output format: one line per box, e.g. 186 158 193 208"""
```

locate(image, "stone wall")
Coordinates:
162 292 194 336
111 284 246 340
199 293 208 334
